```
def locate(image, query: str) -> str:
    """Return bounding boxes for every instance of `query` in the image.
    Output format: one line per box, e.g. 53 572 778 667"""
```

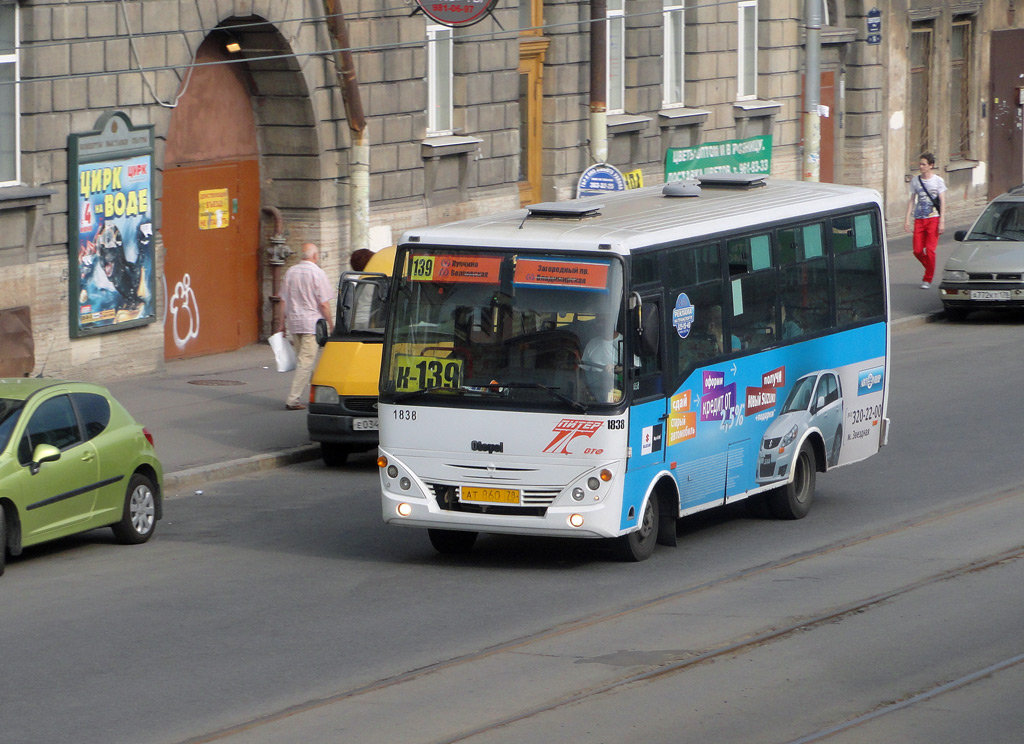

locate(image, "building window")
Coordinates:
909 23 932 164
737 1 758 100
950 18 972 160
663 1 686 107
0 1 18 185
427 25 453 135
607 0 625 113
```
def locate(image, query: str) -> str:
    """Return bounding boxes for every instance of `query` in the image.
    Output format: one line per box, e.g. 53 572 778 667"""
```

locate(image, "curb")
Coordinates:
163 444 321 495
892 310 946 331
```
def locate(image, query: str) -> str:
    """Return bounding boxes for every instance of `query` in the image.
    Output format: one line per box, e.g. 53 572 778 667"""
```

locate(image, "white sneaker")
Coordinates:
920 282 930 289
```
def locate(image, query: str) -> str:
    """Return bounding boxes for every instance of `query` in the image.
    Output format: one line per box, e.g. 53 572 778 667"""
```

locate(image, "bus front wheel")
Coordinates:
428 528 478 555
614 496 659 562
767 442 815 520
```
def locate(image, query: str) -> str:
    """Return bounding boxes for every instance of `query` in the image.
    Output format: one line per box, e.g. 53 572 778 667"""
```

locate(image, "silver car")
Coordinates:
757 370 843 485
939 186 1024 321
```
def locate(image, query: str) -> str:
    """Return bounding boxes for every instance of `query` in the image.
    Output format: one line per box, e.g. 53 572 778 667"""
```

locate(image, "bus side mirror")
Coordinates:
639 304 660 357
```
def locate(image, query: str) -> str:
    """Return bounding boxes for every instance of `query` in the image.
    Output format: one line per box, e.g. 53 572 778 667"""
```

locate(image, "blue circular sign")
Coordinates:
672 293 695 338
577 164 627 198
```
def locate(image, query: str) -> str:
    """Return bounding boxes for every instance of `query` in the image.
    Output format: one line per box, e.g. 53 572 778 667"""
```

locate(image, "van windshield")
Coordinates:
380 248 626 410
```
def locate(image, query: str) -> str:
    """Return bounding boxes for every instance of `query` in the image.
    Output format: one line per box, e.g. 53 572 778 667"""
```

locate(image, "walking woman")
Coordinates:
903 152 947 289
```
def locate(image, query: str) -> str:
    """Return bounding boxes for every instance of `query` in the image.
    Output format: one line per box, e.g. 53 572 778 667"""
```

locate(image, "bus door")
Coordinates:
623 293 667 528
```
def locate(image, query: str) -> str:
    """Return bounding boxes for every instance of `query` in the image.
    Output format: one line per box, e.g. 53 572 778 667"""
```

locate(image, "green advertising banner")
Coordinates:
665 135 772 182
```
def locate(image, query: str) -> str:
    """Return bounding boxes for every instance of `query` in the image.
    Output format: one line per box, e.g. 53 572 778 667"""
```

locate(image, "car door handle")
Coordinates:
81 451 95 462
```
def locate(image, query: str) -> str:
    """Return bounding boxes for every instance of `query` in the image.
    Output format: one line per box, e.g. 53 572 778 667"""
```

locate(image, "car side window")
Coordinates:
72 392 111 441
823 374 839 405
18 395 83 465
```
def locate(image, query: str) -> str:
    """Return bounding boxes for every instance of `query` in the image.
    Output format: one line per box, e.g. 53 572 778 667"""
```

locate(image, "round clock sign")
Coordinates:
415 0 500 28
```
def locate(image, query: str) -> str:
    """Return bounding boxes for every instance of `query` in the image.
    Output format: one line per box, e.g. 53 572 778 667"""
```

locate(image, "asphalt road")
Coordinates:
2 317 1023 744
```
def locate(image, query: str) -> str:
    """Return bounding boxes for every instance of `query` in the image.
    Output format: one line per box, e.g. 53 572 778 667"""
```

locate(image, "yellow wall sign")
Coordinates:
198 188 230 230
624 169 644 189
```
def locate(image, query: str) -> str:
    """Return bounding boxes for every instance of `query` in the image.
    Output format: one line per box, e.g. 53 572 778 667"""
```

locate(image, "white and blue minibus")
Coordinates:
377 175 890 560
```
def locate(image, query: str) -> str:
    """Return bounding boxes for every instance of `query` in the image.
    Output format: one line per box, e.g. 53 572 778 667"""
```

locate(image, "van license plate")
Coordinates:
353 418 379 431
461 487 521 504
970 290 1011 301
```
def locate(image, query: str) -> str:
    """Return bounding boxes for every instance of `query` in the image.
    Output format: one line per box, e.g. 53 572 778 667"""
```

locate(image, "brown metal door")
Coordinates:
988 29 1024 200
162 159 260 359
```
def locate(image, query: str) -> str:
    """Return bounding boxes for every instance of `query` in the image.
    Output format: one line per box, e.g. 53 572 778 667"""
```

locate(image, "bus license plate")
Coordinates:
353 418 379 431
461 487 520 505
970 290 1011 301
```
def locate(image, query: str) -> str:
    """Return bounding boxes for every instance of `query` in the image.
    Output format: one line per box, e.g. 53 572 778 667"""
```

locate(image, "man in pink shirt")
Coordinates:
277 243 334 409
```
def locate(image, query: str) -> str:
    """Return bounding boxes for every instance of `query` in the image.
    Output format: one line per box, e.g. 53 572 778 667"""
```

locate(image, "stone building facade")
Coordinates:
1 0 1022 380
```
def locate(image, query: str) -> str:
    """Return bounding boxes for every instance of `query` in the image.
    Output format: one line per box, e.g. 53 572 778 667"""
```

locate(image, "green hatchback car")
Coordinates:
0 378 163 575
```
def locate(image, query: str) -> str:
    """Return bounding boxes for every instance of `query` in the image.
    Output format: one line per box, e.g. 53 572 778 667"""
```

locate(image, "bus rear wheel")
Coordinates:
767 442 815 520
428 528 478 555
614 496 659 562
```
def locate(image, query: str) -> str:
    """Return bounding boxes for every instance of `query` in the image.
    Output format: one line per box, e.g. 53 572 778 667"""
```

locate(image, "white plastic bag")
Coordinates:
268 332 296 373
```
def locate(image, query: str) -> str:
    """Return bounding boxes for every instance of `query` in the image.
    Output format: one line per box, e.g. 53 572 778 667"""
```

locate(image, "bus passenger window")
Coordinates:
832 211 885 324
728 234 776 349
778 222 828 339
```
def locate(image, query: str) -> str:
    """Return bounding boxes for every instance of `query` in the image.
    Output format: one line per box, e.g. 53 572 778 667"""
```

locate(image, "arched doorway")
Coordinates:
163 37 261 359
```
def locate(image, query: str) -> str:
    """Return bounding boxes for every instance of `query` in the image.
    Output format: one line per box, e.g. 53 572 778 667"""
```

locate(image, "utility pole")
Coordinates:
589 0 608 164
324 1 370 253
802 0 822 182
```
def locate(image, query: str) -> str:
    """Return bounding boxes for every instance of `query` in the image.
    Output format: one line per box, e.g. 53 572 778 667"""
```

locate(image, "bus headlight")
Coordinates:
387 465 399 478
400 477 411 490
587 477 600 490
568 514 585 528
397 503 412 517
572 487 585 501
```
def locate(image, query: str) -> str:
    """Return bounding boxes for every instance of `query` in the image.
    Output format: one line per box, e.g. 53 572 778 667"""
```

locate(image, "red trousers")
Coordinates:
912 216 940 283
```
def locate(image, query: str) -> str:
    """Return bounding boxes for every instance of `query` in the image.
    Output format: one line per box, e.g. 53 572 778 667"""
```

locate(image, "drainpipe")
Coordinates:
262 205 289 332
324 1 369 254
802 0 822 182
589 0 608 164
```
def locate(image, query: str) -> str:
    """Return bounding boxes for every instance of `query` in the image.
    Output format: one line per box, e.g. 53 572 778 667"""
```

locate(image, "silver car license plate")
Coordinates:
353 418 379 431
970 290 1011 301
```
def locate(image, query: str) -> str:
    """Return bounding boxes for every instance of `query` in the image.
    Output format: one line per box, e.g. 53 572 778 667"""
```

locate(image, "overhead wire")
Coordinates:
3 0 749 88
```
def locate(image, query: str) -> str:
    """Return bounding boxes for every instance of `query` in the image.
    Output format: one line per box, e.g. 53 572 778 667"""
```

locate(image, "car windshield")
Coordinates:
0 397 26 452
381 248 626 410
966 201 1024 241
780 376 816 414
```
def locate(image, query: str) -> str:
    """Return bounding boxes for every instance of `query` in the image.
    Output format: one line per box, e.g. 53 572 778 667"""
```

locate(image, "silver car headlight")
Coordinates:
943 269 969 282
781 425 799 448
312 385 340 404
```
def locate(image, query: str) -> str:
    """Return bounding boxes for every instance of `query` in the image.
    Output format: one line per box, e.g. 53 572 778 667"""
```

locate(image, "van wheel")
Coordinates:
112 474 157 544
321 444 349 467
767 442 815 520
614 496 659 562
428 529 478 555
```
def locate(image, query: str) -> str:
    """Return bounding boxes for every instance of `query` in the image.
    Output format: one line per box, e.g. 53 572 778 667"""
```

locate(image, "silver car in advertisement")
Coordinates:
939 185 1024 321
757 370 843 486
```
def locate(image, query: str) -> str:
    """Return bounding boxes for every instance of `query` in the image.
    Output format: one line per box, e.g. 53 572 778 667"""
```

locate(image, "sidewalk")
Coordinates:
106 221 970 494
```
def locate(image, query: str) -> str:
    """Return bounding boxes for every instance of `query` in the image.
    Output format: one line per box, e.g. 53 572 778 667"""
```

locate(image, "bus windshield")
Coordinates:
381 248 626 410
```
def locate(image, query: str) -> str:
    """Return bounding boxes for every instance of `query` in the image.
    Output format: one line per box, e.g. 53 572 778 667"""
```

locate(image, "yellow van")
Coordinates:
308 246 395 465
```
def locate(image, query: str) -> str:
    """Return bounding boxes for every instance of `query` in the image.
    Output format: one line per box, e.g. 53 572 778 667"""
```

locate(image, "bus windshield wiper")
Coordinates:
498 382 588 413
391 385 502 402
